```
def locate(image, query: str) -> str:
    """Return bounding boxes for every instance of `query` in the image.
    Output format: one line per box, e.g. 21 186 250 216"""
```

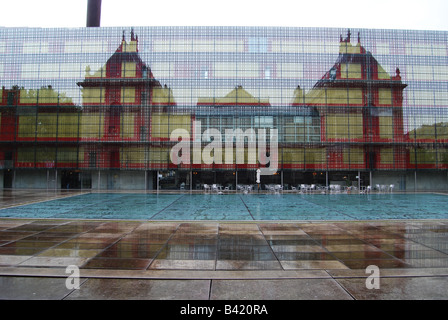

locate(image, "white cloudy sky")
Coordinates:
1 0 448 30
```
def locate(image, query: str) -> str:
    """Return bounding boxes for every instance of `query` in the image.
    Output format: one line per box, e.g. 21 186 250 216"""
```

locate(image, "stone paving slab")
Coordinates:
1 191 448 300
1 271 448 300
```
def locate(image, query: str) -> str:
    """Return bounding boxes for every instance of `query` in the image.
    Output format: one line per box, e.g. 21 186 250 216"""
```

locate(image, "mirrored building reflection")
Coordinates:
0 26 447 191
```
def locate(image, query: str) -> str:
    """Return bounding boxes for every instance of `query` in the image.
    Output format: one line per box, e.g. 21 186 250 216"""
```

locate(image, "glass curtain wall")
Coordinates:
0 27 447 190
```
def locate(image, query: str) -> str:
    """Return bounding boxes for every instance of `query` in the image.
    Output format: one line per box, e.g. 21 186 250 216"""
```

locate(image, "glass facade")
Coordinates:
0 26 447 190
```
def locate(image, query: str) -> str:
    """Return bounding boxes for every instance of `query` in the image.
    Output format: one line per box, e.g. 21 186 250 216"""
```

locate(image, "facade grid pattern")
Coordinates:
0 26 447 190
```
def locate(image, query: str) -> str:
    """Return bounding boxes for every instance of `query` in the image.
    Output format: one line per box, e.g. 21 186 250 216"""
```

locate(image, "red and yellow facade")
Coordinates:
1 27 447 190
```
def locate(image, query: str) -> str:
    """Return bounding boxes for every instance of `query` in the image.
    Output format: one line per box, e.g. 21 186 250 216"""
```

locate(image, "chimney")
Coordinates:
86 0 102 27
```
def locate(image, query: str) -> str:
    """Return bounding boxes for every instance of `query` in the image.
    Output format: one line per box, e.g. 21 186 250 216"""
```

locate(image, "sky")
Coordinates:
1 0 448 31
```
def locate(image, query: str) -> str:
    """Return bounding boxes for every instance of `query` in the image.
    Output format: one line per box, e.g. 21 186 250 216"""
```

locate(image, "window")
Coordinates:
249 37 268 53
264 67 271 79
254 116 273 128
122 62 136 78
121 87 136 104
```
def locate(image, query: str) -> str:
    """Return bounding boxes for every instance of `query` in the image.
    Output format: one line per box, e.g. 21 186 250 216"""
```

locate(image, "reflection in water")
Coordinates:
1 218 448 271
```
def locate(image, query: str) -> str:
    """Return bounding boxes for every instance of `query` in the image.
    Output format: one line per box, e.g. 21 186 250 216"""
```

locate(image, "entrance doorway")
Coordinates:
3 170 13 188
61 170 80 189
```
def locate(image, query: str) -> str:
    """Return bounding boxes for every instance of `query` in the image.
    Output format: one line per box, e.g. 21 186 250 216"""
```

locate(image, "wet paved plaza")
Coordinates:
0 190 448 300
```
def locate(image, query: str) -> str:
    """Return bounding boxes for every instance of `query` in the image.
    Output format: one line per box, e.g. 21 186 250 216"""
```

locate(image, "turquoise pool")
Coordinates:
0 193 447 220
